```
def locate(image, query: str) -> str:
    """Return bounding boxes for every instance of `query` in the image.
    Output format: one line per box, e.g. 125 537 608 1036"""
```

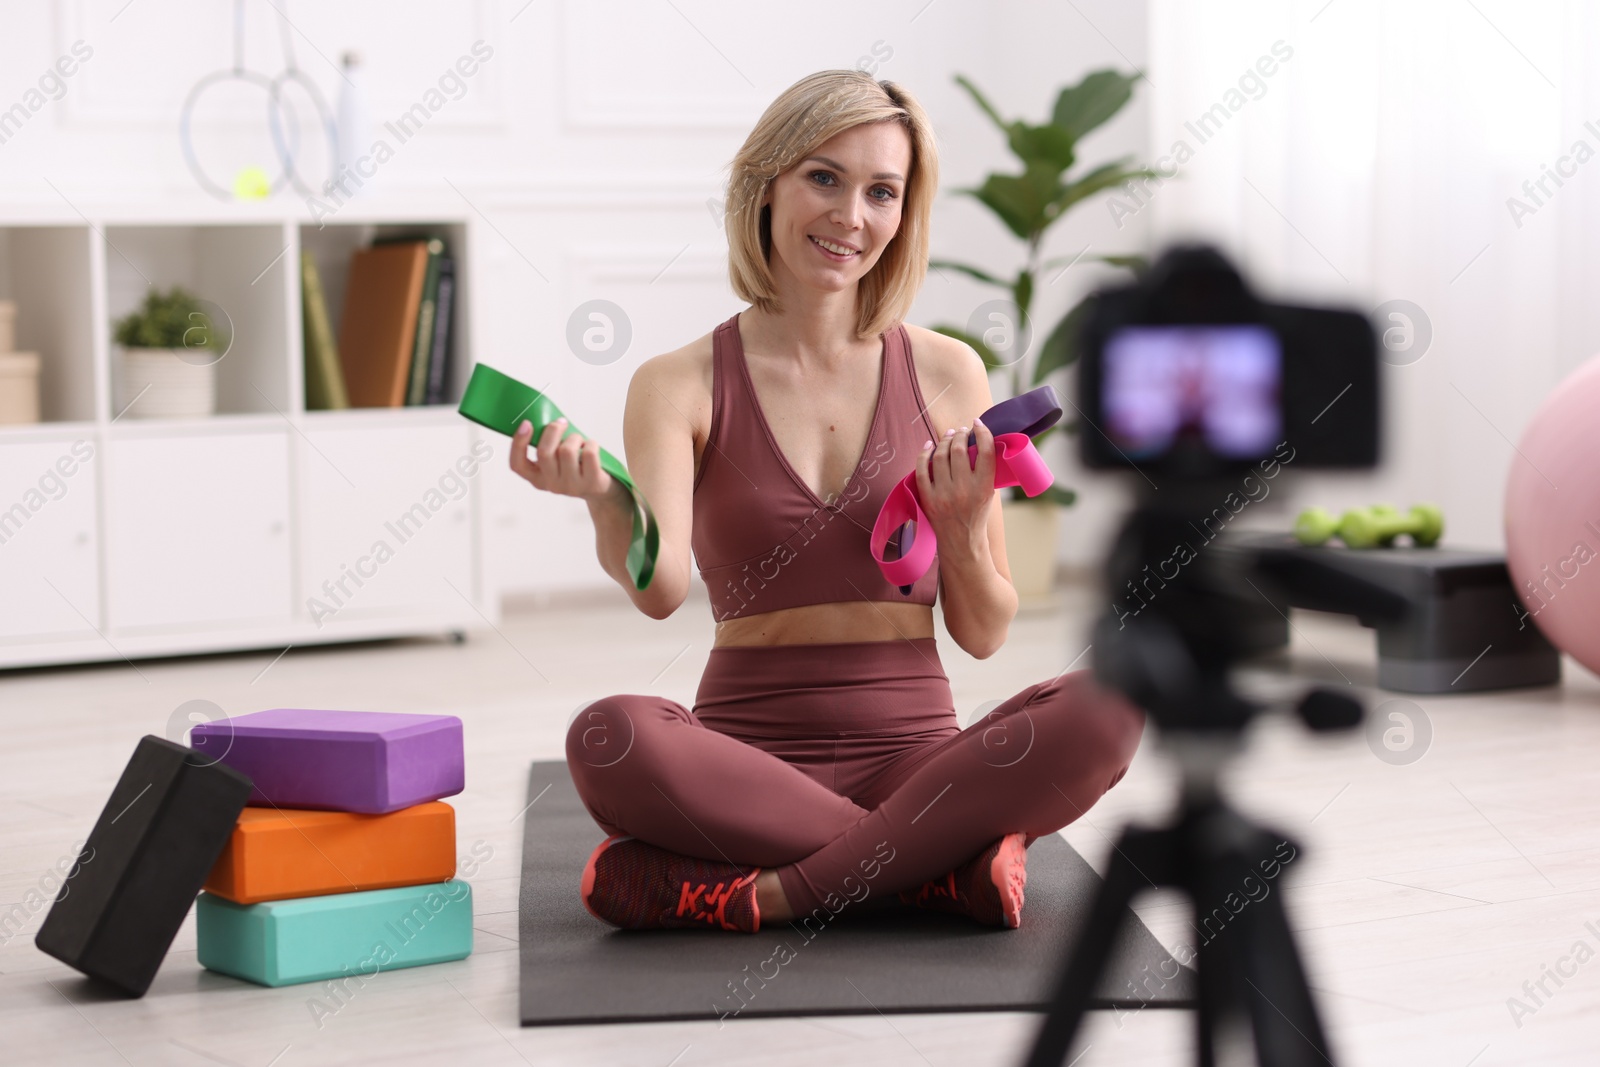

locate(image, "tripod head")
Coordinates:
1092 485 1412 797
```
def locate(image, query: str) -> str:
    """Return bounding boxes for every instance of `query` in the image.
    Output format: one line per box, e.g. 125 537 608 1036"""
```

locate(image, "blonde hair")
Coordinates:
724 70 938 341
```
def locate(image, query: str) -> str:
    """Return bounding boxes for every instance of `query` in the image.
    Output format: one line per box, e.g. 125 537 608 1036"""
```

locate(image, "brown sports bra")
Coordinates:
690 313 942 622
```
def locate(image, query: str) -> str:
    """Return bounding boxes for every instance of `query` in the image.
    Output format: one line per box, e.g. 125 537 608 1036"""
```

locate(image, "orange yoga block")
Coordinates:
204 802 456 904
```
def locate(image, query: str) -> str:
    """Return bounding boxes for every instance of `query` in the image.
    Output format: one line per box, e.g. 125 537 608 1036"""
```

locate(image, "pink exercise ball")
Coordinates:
1505 352 1600 676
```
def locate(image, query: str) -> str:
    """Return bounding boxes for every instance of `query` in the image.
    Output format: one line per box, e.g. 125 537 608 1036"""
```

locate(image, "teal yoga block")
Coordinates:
196 879 473 987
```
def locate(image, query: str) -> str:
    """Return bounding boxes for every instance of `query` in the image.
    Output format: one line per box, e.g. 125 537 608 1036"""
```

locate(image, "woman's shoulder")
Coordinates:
900 321 983 368
898 322 992 417
633 322 720 393
625 323 722 441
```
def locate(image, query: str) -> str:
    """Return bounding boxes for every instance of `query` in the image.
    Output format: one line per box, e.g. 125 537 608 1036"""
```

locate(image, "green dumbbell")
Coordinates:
1358 504 1400 544
1294 507 1340 546
1338 503 1444 549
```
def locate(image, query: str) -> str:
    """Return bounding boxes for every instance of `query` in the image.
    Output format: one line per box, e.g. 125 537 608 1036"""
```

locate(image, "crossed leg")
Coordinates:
565 668 1144 921
769 668 1143 914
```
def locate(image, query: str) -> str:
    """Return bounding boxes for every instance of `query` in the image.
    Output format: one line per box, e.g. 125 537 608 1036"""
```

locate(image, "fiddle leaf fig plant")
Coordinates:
933 69 1155 504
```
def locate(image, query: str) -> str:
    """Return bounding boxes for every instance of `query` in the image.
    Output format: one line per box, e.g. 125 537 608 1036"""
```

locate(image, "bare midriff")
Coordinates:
712 600 936 647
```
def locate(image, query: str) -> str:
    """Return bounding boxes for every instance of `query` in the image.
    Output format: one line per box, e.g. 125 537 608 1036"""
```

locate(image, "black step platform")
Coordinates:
1227 533 1560 693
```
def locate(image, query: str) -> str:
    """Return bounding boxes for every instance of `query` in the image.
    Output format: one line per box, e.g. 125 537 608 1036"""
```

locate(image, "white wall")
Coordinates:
0 0 1153 602
1143 0 1600 552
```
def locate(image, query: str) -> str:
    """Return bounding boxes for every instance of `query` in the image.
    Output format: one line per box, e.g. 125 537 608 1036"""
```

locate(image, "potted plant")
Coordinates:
113 287 227 419
932 69 1152 599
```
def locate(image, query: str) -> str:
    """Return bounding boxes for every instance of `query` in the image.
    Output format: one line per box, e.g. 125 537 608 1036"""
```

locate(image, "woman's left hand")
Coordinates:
914 414 995 553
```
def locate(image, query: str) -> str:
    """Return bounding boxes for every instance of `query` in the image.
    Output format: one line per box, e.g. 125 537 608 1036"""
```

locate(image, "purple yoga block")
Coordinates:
191 709 464 814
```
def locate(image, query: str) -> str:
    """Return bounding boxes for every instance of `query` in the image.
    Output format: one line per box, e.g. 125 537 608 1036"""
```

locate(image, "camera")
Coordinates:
1071 245 1390 730
1076 244 1380 478
1025 245 1395 1066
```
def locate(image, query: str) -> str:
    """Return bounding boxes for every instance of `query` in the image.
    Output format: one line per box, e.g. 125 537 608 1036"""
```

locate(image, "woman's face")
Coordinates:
763 121 911 295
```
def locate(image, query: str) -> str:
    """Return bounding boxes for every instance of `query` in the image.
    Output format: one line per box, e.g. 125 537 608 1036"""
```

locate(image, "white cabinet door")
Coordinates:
104 433 292 630
482 457 609 597
0 437 101 641
295 422 477 624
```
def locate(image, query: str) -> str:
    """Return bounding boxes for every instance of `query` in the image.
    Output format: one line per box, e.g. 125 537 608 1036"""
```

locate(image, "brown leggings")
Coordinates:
565 637 1144 917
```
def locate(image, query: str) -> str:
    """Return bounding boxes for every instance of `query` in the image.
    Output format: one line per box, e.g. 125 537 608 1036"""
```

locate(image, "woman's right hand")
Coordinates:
509 417 615 501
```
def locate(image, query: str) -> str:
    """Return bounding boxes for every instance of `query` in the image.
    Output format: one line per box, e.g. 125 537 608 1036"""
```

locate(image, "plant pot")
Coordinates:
0 351 40 425
1001 497 1060 600
116 346 217 419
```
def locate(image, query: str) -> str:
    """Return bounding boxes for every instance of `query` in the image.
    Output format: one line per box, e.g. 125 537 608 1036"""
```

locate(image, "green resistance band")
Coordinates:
457 363 658 591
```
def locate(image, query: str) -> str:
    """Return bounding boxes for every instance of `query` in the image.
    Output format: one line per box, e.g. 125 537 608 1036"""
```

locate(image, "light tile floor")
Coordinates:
3 582 1597 1066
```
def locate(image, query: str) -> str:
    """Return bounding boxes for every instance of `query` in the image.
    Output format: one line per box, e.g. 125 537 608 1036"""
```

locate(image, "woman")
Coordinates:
508 70 1143 933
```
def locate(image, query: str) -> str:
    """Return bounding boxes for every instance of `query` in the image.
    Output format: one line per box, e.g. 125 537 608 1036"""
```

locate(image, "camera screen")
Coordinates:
1102 325 1282 460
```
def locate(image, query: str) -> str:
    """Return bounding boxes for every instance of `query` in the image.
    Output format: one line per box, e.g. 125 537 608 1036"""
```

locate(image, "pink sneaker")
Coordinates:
898 832 1027 928
580 834 762 933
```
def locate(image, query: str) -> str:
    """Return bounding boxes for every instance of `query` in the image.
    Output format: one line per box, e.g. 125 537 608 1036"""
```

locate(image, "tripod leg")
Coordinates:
1190 850 1246 1067
1236 873 1336 1066
1022 826 1172 1067
1192 929 1257 1067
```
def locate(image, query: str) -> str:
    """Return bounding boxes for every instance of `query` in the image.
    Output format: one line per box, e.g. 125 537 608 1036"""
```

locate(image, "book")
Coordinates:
405 238 446 406
300 252 349 410
337 241 430 407
423 258 455 406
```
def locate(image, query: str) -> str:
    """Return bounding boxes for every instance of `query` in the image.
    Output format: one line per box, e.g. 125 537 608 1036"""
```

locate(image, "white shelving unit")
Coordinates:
0 204 498 670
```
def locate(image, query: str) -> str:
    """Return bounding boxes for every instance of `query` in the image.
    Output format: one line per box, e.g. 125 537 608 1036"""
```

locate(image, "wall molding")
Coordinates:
0 173 727 214
557 0 760 131
563 242 727 288
56 0 507 132
452 174 725 210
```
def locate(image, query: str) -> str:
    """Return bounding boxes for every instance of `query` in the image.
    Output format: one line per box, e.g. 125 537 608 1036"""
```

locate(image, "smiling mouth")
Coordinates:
809 235 861 257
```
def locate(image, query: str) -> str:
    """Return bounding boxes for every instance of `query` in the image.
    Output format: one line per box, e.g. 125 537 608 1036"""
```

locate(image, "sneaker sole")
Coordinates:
989 831 1028 929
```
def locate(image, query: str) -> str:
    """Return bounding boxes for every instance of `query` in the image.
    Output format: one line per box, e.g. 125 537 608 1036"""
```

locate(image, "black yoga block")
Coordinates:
35 735 253 996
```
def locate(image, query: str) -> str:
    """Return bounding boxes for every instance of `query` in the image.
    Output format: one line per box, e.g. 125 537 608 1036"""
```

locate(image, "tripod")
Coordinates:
1022 733 1335 1067
1032 241 1399 1065
1019 501 1404 1067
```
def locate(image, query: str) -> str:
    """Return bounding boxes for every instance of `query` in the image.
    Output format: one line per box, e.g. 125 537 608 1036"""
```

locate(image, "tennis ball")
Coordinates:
233 166 271 201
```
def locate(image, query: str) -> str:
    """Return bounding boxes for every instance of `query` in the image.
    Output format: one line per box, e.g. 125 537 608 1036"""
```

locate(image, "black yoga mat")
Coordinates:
518 760 1195 1026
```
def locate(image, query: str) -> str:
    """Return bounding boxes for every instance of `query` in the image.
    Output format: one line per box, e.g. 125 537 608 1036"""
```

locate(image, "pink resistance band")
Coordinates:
869 432 1055 588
